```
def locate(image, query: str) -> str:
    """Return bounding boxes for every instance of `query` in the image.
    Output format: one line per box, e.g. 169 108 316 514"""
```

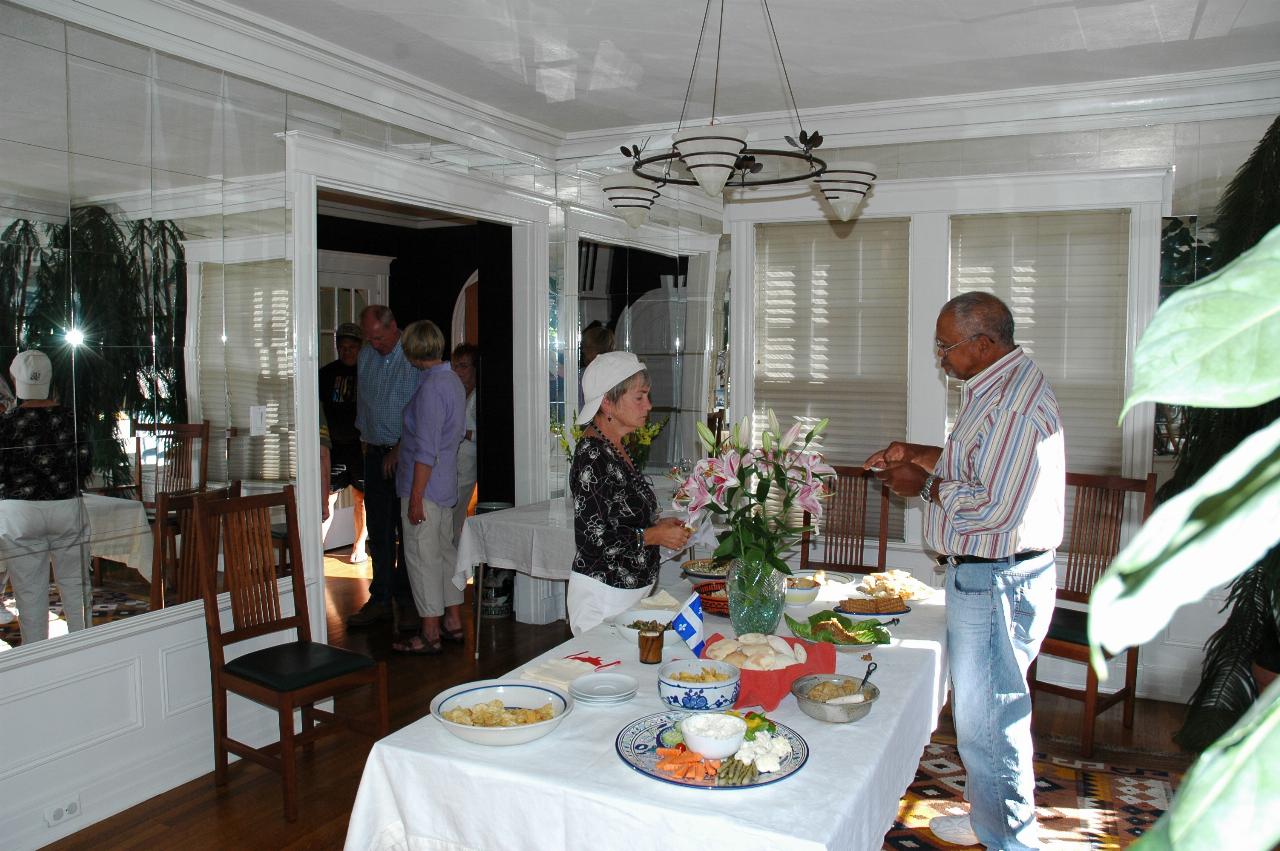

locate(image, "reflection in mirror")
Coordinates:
0 14 297 653
576 240 711 472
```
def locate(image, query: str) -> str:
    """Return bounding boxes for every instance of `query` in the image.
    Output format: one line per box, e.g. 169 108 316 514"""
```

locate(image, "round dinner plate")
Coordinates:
615 711 808 790
570 673 639 700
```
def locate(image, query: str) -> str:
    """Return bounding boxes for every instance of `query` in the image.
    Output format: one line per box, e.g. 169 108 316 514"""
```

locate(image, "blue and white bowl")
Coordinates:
657 659 740 712
430 679 573 746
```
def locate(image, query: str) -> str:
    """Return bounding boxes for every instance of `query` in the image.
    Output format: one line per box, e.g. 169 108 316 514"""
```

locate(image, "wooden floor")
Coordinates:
49 563 1193 850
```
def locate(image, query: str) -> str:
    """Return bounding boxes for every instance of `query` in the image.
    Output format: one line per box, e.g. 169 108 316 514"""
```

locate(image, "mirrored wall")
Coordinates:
563 238 725 477
0 4 297 651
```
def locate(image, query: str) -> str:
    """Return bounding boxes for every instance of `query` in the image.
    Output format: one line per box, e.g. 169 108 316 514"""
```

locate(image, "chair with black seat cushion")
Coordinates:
1029 471 1156 758
799 464 890 575
195 485 388 821
150 481 241 610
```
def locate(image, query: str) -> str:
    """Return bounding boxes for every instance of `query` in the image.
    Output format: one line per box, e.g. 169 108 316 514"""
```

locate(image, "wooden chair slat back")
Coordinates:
157 482 241 605
196 486 308 648
1061 472 1157 599
800 464 889 573
133 420 211 504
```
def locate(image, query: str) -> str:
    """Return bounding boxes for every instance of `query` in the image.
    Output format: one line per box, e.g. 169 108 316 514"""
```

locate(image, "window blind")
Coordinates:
754 219 910 539
197 259 295 482
949 210 1130 475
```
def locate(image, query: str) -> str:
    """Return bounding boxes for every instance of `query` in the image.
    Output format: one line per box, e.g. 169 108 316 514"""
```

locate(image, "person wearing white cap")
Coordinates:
567 351 691 635
0 350 91 645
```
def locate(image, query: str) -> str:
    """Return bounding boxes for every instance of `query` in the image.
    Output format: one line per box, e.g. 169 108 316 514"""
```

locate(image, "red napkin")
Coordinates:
700 633 836 711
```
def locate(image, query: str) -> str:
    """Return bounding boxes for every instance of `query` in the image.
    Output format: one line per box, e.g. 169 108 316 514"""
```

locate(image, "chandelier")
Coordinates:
602 0 876 228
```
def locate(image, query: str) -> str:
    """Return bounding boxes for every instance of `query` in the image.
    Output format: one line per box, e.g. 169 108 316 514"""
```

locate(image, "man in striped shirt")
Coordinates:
866 292 1064 850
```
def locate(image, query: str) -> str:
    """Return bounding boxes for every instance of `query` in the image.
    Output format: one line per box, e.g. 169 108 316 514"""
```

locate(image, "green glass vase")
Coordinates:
726 557 786 636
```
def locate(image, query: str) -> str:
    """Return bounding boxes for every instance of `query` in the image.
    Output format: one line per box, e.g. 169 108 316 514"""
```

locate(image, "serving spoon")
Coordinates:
854 661 878 694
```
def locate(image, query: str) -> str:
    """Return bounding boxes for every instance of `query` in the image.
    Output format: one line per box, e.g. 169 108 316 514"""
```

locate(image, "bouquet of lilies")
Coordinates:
675 410 835 576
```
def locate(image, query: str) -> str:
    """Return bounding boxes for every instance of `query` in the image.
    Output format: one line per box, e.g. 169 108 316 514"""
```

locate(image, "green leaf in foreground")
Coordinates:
1133 681 1280 851
1122 223 1280 418
1089 418 1280 660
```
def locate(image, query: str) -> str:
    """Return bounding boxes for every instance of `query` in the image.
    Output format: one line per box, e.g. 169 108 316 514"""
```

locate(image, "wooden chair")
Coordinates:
799 464 890 574
91 420 212 587
133 419 211 509
1029 471 1157 757
149 482 241 610
195 485 389 821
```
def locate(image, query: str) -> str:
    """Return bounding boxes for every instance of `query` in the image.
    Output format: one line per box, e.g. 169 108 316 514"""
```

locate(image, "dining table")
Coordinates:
344 577 950 851
82 492 154 581
453 479 686 652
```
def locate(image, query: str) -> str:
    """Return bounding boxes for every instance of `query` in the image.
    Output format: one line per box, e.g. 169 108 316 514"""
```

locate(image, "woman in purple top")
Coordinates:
392 320 467 655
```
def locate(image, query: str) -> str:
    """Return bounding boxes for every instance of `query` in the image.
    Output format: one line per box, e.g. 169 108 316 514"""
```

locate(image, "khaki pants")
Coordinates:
400 497 462 618
0 497 90 644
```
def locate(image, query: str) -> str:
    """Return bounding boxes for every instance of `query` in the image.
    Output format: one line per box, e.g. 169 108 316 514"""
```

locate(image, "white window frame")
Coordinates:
724 168 1172 553
285 131 554 634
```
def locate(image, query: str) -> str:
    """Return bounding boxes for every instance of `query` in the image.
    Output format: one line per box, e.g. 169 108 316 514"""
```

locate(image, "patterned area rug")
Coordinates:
884 735 1179 849
0 586 151 648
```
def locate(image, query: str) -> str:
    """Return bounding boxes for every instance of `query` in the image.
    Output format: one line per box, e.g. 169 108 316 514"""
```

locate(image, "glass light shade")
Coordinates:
601 172 662 228
814 161 877 222
672 124 748 197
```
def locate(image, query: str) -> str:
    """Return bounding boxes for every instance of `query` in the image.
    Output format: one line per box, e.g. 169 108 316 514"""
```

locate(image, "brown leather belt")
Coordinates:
936 550 1047 566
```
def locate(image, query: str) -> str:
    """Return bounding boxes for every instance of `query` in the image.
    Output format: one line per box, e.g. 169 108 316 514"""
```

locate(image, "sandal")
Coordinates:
392 634 443 655
442 627 466 643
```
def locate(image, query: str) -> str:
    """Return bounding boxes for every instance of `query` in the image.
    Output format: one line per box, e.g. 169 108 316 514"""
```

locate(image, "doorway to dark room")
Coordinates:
313 190 514 568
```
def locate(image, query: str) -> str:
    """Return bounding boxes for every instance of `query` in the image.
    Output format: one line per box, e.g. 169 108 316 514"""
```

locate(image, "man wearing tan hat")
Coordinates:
319 322 368 563
0 351 91 644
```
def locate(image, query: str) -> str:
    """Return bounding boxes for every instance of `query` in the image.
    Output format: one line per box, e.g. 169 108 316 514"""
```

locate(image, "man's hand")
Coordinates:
408 495 426 526
381 444 399 478
863 441 942 472
874 461 930 499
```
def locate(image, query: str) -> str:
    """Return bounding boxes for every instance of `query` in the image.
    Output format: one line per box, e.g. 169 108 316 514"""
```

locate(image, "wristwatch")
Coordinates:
920 474 940 504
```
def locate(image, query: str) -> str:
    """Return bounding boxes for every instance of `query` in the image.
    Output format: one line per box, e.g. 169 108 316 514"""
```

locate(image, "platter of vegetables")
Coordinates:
615 711 808 789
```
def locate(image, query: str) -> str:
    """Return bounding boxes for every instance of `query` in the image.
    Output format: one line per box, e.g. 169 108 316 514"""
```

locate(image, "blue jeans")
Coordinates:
363 445 411 606
946 551 1056 851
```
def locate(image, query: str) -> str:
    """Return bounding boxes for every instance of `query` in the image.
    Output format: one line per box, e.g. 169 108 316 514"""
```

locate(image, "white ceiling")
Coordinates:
221 0 1280 137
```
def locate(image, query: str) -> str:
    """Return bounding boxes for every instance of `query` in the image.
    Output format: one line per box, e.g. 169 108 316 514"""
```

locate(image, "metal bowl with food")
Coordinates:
789 674 880 723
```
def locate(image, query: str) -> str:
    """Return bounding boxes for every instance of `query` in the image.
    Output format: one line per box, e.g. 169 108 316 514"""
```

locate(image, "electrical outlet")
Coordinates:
43 794 81 827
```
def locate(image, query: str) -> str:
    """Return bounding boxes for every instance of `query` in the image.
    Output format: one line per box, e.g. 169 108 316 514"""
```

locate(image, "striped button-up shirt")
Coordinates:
353 338 421 447
923 347 1065 559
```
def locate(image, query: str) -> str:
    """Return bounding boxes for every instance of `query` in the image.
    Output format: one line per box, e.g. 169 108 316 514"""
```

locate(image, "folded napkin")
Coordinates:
637 589 681 611
700 633 836 712
519 658 597 690
658 513 718 562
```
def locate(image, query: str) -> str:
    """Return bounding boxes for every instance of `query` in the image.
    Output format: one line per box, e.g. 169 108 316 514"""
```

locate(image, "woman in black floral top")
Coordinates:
0 351 91 645
567 351 690 635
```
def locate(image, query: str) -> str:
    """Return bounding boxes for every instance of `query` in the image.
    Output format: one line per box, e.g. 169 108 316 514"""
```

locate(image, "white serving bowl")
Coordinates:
657 658 741 712
679 712 747 759
614 610 683 647
430 679 573 746
784 575 821 606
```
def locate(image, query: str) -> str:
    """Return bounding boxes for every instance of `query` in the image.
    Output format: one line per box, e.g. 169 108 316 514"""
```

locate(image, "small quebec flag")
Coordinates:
670 592 705 657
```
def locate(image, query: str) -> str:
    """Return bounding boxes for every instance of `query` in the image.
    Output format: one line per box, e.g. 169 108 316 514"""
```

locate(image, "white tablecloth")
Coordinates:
453 479 682 591
345 580 950 851
83 493 153 581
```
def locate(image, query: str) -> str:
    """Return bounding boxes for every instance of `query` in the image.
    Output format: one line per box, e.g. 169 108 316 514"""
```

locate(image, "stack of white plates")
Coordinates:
569 672 639 706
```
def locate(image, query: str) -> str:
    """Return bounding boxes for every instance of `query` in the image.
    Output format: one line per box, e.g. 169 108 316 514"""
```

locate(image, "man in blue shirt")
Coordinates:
348 305 422 627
